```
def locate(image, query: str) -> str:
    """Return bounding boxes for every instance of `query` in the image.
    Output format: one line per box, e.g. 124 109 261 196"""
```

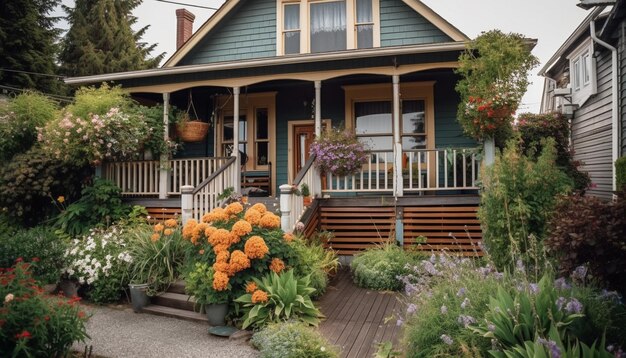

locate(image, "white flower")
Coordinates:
4 293 14 303
320 347 326 352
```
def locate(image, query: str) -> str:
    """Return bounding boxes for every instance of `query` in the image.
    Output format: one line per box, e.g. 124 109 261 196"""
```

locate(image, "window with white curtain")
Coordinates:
283 3 300 54
568 39 596 105
355 0 373 49
310 1 347 53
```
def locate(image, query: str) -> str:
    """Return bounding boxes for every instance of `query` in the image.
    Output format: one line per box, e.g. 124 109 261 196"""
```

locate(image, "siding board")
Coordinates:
380 0 452 47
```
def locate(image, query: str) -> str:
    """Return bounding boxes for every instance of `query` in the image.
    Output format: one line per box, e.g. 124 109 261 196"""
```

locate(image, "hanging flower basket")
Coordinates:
176 118 209 143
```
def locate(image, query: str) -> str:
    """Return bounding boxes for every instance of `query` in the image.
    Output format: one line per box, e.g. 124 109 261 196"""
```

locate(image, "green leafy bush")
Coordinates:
235 269 323 329
251 321 340 358
185 262 230 308
291 236 339 298
546 193 626 295
0 146 90 225
131 104 179 159
479 139 572 270
63 226 133 303
516 112 590 191
351 242 420 291
0 91 58 161
66 84 133 120
128 220 187 296
55 178 130 237
0 227 67 285
0 260 89 357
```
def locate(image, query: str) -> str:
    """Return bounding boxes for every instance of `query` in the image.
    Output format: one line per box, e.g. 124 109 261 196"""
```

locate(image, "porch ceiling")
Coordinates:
65 43 464 92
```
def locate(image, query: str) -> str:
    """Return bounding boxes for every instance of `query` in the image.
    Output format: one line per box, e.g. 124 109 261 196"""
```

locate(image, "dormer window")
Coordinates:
277 0 380 56
568 39 596 105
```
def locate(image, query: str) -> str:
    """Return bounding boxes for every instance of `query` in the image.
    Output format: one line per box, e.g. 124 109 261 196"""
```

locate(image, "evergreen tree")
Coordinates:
0 0 64 94
60 0 164 77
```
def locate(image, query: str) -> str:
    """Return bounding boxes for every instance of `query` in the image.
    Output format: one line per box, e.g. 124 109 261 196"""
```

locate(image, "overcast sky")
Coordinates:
55 0 595 113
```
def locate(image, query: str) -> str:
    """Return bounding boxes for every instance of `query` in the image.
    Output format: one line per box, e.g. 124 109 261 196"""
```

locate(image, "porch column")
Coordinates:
314 80 322 137
483 137 495 166
233 87 241 194
392 75 403 197
159 92 170 199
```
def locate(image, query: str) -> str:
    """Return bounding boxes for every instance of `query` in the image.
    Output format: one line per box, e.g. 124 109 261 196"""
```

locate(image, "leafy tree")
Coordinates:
0 0 64 94
59 0 164 77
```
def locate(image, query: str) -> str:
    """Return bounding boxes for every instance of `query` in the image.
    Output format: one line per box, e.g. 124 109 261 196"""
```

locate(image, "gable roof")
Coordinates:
163 0 469 68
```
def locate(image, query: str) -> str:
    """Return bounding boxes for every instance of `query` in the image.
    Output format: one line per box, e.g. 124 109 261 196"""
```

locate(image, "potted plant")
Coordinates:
309 127 369 178
300 183 311 206
174 92 210 143
185 262 230 326
455 30 539 143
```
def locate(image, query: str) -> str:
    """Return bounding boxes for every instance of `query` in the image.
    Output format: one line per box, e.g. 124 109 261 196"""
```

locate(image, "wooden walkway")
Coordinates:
318 269 403 357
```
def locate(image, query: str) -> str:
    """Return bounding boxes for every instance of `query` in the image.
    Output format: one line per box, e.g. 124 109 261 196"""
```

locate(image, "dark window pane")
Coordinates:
223 116 246 142
356 24 373 49
402 136 426 150
402 100 425 134
355 101 392 135
256 109 268 140
284 31 300 54
257 143 269 166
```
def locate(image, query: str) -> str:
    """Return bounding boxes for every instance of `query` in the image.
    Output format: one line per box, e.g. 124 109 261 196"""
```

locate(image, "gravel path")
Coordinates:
73 305 259 358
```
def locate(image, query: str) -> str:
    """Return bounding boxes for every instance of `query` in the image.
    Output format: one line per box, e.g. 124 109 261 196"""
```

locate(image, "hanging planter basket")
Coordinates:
176 91 210 143
176 117 209 142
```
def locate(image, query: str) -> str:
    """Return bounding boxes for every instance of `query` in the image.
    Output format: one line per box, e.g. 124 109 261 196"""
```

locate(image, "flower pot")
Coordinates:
60 279 78 298
43 283 57 294
206 303 229 326
176 121 209 142
129 283 150 313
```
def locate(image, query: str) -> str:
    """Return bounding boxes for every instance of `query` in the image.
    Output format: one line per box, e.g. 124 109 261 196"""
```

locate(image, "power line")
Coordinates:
153 0 219 10
0 68 65 79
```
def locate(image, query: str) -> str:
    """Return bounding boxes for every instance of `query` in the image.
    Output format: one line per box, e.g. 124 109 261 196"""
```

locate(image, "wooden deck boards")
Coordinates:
319 269 402 357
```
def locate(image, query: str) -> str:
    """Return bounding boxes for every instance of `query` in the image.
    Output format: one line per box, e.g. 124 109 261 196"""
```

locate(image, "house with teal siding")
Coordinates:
66 0 484 255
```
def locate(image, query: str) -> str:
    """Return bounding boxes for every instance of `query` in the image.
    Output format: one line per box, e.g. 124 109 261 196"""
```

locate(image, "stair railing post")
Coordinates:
181 185 194 226
279 184 294 232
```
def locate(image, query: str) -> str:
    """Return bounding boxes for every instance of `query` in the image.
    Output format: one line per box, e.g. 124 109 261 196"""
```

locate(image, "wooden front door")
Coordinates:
293 124 316 180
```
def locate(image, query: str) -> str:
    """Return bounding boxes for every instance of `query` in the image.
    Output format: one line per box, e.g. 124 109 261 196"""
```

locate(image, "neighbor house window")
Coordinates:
310 1 347 53
355 0 373 48
568 40 596 105
283 3 300 54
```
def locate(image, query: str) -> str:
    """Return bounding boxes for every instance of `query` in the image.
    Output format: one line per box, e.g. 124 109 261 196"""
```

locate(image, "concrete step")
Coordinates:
141 304 207 323
151 292 197 311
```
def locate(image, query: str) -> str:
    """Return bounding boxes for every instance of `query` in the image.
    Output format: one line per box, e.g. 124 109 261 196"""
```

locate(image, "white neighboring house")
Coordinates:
540 2 626 200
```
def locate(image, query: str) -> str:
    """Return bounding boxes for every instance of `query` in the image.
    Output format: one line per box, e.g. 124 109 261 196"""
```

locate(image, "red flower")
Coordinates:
15 330 32 340
15 257 23 263
78 311 86 319
31 257 40 262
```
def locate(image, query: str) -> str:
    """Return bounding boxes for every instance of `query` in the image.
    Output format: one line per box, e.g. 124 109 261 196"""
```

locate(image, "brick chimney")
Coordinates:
176 9 195 50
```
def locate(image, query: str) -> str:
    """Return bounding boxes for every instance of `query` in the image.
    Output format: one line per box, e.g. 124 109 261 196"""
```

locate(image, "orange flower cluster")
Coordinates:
251 289 269 303
269 258 285 273
204 226 217 239
251 203 267 214
182 219 198 240
245 281 257 293
226 202 244 215
283 233 294 242
202 207 229 223
154 223 164 232
209 229 232 247
164 219 178 228
192 223 209 244
244 236 269 259
259 212 280 229
216 250 230 263
244 209 262 225
150 233 160 242
213 270 229 291
231 220 252 237
228 250 251 275
163 229 173 236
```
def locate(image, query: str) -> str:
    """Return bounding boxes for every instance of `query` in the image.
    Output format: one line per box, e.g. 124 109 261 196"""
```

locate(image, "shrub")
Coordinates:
0 145 90 225
55 178 130 237
66 84 133 120
251 321 340 358
128 220 187 296
616 156 626 191
185 262 229 308
291 236 339 298
63 226 133 303
479 139 572 270
0 260 89 357
131 104 179 159
546 193 626 295
0 227 67 285
0 91 58 161
235 269 323 329
516 112 590 191
399 255 502 357
181 202 299 304
351 242 420 291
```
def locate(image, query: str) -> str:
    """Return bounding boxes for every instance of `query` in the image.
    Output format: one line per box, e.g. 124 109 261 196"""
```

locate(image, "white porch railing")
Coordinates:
189 157 238 221
280 155 320 232
323 148 480 194
104 157 230 196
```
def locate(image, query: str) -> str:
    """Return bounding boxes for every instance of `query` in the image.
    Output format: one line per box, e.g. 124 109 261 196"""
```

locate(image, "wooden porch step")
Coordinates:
151 292 197 311
141 305 207 323
145 207 181 223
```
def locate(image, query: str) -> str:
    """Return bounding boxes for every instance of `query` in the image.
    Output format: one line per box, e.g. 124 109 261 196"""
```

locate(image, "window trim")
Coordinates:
567 39 597 105
276 0 380 56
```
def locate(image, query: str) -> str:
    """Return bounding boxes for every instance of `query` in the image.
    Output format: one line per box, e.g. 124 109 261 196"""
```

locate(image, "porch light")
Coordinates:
561 103 579 119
